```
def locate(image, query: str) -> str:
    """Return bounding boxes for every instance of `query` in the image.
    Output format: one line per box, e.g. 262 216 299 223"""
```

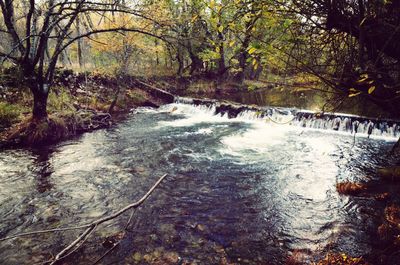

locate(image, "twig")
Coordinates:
125 208 137 230
91 240 120 265
48 173 167 265
91 208 137 265
51 224 98 265
0 224 92 242
49 225 96 265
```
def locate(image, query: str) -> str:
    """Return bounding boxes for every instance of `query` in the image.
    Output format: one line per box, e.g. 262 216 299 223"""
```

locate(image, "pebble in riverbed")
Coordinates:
127 250 181 264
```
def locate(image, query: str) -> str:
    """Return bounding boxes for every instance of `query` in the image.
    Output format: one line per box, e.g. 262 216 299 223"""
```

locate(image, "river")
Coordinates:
0 101 398 264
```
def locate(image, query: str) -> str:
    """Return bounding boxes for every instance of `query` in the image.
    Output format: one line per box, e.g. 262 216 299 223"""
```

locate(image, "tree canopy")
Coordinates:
0 0 399 118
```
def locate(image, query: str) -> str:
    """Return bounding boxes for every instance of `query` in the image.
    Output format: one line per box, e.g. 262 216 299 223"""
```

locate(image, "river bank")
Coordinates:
0 71 174 148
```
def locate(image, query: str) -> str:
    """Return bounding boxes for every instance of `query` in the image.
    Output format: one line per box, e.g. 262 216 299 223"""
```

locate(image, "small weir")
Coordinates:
175 97 400 139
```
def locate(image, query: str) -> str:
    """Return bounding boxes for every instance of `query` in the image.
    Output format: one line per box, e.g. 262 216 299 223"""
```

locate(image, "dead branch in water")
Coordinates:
0 174 168 265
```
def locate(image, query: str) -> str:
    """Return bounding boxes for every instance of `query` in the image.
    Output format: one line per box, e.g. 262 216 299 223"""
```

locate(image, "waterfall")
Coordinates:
174 97 400 138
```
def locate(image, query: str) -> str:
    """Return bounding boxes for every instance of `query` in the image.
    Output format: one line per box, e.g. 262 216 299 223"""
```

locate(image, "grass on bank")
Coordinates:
0 102 22 129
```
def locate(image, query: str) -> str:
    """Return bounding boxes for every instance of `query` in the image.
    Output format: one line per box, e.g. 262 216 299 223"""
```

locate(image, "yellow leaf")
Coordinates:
218 25 224 33
191 15 198 23
229 41 235 47
248 47 257 54
368 86 376 94
210 0 215 9
252 58 257 66
216 46 220 53
349 91 362 97
356 77 369 84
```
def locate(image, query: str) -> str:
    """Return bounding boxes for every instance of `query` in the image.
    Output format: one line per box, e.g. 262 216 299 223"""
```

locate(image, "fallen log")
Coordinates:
135 80 175 103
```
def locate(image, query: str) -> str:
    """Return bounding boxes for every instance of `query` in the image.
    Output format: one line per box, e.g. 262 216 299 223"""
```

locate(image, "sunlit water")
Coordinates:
0 103 397 264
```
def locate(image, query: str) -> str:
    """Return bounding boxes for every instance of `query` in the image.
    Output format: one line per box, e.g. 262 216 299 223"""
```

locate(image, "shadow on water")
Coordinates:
29 148 55 193
0 103 399 264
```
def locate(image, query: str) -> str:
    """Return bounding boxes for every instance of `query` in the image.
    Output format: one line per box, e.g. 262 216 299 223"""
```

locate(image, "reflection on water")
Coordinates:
0 103 397 264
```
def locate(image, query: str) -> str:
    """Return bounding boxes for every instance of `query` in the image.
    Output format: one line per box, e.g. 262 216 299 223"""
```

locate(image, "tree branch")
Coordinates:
0 174 168 265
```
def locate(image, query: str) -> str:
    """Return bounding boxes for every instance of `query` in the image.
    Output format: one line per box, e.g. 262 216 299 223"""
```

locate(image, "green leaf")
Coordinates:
283 19 293 28
368 86 376 94
248 85 257 91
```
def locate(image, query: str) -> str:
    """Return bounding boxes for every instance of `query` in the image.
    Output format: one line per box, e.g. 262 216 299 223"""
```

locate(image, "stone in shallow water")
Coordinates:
132 166 149 177
163 251 180 263
132 252 142 263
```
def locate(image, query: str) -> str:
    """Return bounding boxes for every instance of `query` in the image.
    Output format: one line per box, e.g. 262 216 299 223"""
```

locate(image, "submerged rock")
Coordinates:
336 181 367 195
314 253 368 265
384 205 400 228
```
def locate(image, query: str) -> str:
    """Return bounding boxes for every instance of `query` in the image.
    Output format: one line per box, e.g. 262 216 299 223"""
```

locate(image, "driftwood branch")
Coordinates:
135 80 175 103
90 208 137 265
1 174 168 265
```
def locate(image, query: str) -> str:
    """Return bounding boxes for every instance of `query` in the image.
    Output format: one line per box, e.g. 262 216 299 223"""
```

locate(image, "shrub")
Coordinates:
48 87 74 112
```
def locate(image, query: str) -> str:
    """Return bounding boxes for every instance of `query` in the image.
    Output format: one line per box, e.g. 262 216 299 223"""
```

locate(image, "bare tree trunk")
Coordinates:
108 86 121 114
176 50 184 76
155 39 160 66
358 0 365 70
217 42 226 75
76 14 84 68
31 84 49 119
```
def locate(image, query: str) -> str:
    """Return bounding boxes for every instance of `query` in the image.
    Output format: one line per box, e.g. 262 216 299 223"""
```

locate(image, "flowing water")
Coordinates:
0 101 398 264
